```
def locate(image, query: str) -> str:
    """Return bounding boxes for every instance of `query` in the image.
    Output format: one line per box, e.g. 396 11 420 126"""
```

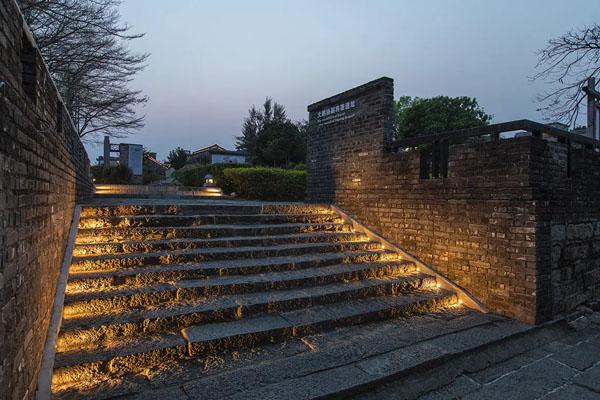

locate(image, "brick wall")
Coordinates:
0 1 94 399
532 141 600 318
306 77 600 324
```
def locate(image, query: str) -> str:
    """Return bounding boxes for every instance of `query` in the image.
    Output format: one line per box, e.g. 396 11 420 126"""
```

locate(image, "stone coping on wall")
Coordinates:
307 76 393 112
94 184 225 198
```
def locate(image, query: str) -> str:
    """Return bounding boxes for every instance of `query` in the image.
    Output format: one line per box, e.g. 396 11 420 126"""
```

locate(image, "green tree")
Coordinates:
254 121 306 167
166 147 189 170
91 164 132 184
393 96 492 140
236 98 304 165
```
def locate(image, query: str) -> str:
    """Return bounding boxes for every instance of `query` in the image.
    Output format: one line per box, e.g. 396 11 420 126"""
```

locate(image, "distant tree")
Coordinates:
18 0 149 139
533 24 600 126
236 98 298 165
166 147 189 170
393 96 492 140
254 121 306 167
90 164 132 183
236 105 262 162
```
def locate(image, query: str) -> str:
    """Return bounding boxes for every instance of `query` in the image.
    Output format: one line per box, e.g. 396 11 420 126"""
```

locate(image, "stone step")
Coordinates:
57 270 424 352
80 203 331 218
52 289 457 386
63 263 429 316
78 213 343 229
69 241 384 272
74 222 354 244
66 250 403 291
73 232 369 256
181 316 531 400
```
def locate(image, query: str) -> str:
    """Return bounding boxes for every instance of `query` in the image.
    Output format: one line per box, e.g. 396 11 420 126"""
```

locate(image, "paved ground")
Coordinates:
356 310 600 400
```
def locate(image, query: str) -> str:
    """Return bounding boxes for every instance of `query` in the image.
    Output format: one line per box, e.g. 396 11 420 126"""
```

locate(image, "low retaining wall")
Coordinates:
94 184 224 198
0 1 93 398
306 77 600 324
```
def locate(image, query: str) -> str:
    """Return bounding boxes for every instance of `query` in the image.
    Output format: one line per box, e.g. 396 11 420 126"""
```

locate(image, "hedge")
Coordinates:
90 165 133 184
223 167 306 201
174 163 251 192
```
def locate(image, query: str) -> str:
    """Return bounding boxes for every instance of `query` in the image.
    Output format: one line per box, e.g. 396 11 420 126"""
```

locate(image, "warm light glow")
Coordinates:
458 299 464 304
436 283 441 288
94 184 223 197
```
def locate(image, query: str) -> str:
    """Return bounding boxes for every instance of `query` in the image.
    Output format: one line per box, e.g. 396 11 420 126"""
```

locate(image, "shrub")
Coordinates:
223 167 306 201
174 163 251 192
91 165 133 184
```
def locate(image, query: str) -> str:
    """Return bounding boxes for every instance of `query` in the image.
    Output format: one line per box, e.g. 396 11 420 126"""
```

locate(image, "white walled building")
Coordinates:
188 144 248 165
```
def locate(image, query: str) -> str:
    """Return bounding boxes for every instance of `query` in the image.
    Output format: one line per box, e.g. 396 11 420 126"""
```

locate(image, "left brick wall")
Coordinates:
0 1 94 398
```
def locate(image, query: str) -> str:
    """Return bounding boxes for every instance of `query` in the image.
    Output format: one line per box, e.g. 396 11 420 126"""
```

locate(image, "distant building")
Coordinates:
143 153 168 183
548 122 569 131
188 144 248 165
101 136 144 183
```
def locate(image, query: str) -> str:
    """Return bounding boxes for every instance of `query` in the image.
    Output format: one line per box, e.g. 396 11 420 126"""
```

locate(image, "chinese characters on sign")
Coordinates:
315 100 356 125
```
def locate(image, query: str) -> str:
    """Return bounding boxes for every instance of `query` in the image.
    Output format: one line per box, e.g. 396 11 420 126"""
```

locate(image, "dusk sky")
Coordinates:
85 0 600 162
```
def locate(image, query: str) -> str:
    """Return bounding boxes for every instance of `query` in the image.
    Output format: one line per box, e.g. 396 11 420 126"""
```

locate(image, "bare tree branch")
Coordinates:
532 24 600 127
18 0 149 139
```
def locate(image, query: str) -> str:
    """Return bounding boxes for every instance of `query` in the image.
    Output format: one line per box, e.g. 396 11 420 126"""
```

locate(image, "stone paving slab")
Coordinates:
551 339 600 371
543 384 600 400
408 314 600 400
573 364 600 392
183 314 291 342
418 375 480 400
462 358 576 400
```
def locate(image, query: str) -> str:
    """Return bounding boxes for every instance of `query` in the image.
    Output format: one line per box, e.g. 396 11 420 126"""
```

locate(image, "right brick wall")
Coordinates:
307 77 600 324
531 140 600 319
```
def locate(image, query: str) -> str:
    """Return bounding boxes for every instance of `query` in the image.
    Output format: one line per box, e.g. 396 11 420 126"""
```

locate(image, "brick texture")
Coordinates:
0 1 93 399
306 77 600 325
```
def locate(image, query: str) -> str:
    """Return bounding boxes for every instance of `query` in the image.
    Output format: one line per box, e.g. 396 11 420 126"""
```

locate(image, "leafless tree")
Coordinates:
18 0 149 139
533 25 600 127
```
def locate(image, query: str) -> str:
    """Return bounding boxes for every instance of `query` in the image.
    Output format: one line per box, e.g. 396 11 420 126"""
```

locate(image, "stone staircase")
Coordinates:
50 201 465 397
